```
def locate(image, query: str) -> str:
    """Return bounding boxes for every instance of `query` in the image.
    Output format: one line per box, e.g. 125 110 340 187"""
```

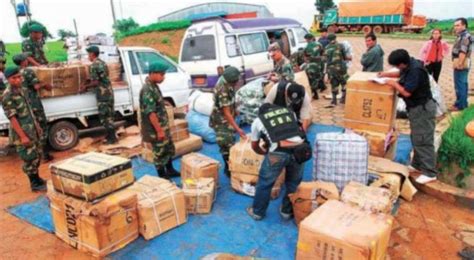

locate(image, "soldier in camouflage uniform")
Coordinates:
80 46 117 144
303 41 325 100
267 42 294 84
21 24 48 66
139 61 180 179
2 67 46 191
0 57 6 102
210 66 246 177
324 34 348 107
290 48 305 72
13 53 54 161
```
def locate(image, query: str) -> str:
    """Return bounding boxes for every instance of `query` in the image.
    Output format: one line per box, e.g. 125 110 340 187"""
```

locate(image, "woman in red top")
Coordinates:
419 29 450 82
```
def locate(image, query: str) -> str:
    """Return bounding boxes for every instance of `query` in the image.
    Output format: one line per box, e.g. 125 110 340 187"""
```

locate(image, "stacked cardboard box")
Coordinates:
47 182 139 257
33 64 89 98
182 178 216 214
289 181 340 225
127 175 187 240
170 119 190 143
181 153 220 185
142 134 203 162
296 200 393 260
229 139 284 198
50 152 135 202
341 181 393 214
344 72 399 159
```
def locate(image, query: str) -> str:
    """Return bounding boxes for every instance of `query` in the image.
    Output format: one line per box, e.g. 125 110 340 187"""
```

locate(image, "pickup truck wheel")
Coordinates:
362 25 372 35
49 121 79 151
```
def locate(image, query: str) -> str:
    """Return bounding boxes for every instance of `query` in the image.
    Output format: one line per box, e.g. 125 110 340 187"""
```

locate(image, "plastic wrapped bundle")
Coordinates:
236 78 265 125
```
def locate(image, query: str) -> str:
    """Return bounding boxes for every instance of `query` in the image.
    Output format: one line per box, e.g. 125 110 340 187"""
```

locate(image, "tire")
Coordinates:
362 25 372 35
373 25 383 34
49 121 79 151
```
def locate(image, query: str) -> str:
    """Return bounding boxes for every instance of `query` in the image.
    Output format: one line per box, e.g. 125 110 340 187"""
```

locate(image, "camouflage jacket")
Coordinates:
290 49 305 69
325 41 347 75
139 77 170 143
21 38 48 65
273 56 294 82
0 72 6 102
2 84 40 145
306 41 325 64
209 76 235 130
20 68 44 113
89 58 113 102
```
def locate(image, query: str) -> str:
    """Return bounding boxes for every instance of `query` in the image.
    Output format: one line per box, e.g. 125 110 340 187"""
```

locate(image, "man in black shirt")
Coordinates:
378 49 437 184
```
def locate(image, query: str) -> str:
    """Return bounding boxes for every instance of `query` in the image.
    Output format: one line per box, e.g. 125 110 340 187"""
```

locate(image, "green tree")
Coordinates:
57 29 76 40
113 18 139 34
315 0 336 14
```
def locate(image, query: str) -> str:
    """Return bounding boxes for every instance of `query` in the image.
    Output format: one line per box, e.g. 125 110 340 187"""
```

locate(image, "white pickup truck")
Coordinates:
0 46 191 151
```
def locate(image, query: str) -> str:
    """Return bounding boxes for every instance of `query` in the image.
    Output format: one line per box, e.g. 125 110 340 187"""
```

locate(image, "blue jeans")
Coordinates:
252 151 304 217
454 68 470 110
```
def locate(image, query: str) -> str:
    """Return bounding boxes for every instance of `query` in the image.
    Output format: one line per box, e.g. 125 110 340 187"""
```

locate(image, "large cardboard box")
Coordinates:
50 152 134 202
166 105 175 125
231 171 285 199
181 153 220 186
296 200 393 260
289 181 340 225
33 64 89 98
47 182 138 257
127 175 187 240
170 119 190 142
142 134 203 162
341 181 393 214
344 72 398 133
353 129 398 160
183 178 216 214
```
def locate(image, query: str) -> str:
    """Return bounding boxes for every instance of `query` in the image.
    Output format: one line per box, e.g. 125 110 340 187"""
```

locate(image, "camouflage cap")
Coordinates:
268 42 281 52
328 33 337 41
86 45 100 55
222 66 240 83
30 23 44 33
149 61 169 73
4 66 21 78
304 33 315 40
12 53 30 65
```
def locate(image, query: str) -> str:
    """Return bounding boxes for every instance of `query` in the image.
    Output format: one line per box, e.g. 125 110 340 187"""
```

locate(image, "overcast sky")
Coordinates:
1 0 473 43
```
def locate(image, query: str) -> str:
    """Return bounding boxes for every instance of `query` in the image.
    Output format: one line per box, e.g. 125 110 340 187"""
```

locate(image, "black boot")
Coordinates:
318 80 327 92
312 88 319 100
223 155 231 178
106 128 118 144
165 160 180 178
156 166 169 179
340 91 346 105
42 144 54 162
325 92 338 108
29 174 46 192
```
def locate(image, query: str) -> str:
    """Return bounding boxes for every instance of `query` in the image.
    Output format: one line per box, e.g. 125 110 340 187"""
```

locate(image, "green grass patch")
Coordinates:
438 106 474 188
161 37 170 45
338 31 459 43
116 20 191 41
423 18 474 34
3 40 67 67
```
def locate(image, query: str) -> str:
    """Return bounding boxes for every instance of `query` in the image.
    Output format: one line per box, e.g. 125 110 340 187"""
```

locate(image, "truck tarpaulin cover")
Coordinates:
339 0 413 17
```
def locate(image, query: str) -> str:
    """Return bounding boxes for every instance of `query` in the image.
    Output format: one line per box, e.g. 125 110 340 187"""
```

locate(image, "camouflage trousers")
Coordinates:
15 141 42 177
34 109 48 147
150 134 175 168
214 126 235 158
328 71 347 95
98 99 115 133
305 63 324 93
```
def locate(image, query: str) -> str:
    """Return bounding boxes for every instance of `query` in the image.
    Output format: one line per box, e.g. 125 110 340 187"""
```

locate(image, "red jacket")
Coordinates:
419 40 450 64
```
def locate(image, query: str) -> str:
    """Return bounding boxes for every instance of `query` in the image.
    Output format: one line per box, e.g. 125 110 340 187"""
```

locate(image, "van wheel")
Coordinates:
49 121 79 151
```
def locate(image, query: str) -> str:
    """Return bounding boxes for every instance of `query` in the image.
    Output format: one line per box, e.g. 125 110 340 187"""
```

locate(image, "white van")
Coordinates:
179 17 309 89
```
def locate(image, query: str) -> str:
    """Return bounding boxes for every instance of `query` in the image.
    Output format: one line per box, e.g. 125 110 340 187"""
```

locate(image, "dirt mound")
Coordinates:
118 29 186 60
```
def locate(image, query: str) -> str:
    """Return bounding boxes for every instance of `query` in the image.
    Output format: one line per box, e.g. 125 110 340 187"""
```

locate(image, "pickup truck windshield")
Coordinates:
132 51 178 75
181 35 216 62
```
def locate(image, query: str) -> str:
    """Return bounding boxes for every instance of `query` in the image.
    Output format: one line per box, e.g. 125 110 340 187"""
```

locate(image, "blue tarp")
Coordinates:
7 124 412 259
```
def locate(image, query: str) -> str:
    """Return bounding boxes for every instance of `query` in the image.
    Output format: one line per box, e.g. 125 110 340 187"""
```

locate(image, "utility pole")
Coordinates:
110 0 117 25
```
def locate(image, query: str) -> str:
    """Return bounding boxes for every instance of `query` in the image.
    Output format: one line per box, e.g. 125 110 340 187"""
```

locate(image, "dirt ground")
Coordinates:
118 29 186 59
1 37 473 259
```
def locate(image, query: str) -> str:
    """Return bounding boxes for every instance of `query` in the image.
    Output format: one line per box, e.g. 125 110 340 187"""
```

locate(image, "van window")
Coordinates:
133 52 177 75
181 35 216 62
238 33 269 55
288 30 296 47
225 35 241 57
293 27 309 44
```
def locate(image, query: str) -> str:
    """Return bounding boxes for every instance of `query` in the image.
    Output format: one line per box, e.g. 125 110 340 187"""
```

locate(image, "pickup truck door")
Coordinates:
236 31 274 83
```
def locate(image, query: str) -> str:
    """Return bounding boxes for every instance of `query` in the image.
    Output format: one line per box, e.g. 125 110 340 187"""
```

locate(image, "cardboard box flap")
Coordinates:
290 181 340 201
346 72 397 94
51 152 131 184
182 153 220 169
341 181 393 213
301 200 393 251
128 175 182 208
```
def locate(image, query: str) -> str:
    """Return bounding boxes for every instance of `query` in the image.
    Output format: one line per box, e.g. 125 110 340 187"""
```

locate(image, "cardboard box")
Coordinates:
344 72 398 133
369 172 402 202
33 64 89 98
166 105 174 125
289 181 340 225
183 178 216 214
127 175 187 240
353 129 398 160
47 182 138 257
181 153 220 186
142 134 203 162
296 200 393 260
50 152 134 202
341 181 393 214
231 171 285 198
170 119 190 142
